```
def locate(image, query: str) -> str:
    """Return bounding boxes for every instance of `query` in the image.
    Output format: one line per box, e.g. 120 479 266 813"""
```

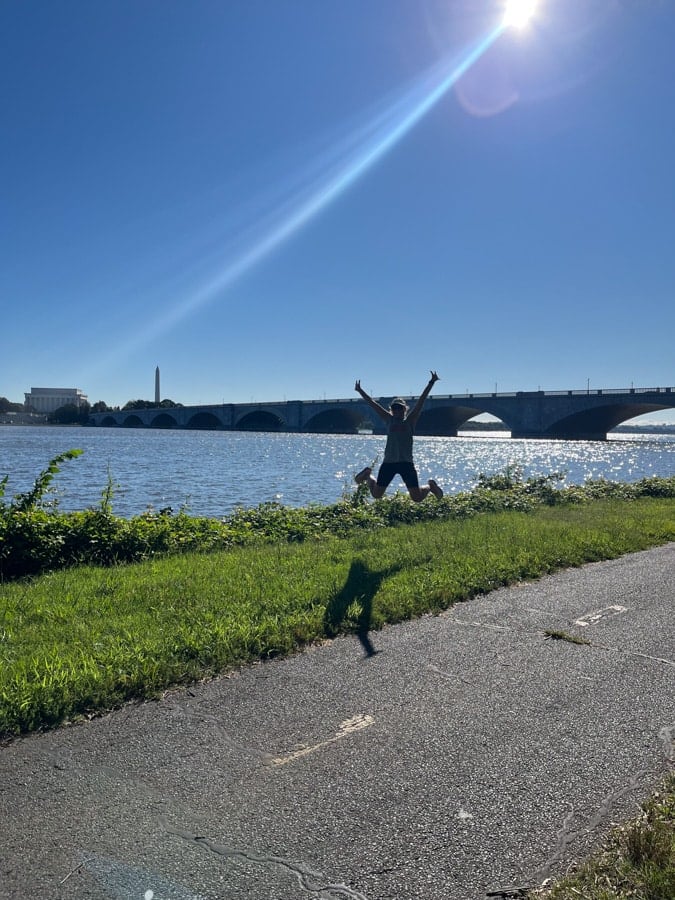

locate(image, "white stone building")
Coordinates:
24 387 89 413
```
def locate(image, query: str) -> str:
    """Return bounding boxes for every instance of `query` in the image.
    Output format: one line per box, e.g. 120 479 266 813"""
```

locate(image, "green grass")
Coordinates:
529 773 675 899
544 629 592 645
1 496 673 738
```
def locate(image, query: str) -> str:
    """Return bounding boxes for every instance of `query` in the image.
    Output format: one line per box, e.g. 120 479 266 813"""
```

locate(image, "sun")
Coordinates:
502 0 538 30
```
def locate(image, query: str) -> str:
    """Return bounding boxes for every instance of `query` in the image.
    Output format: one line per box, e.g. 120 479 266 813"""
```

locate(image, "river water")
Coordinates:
1 426 674 518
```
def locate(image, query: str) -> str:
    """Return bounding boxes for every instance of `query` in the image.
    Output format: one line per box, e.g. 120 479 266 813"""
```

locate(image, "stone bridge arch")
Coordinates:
186 411 224 430
122 414 144 428
236 410 285 431
150 412 178 428
416 403 507 436
303 407 367 434
544 400 675 441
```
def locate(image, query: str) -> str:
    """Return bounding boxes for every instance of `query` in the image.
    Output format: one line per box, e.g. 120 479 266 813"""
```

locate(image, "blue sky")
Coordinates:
2 1 674 423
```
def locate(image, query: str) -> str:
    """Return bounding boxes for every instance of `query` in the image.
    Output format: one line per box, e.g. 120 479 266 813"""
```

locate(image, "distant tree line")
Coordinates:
0 397 24 414
0 397 182 425
53 398 182 423
120 399 183 411
48 404 91 424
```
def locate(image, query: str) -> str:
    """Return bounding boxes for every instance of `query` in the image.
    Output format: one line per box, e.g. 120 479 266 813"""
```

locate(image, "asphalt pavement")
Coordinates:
1 543 674 900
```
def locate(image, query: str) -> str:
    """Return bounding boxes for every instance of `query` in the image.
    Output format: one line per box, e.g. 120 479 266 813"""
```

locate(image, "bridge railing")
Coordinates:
90 386 674 419
302 386 673 402
429 386 674 400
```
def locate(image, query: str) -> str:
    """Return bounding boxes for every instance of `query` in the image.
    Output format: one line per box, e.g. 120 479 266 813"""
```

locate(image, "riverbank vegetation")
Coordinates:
2 449 674 582
0 452 673 738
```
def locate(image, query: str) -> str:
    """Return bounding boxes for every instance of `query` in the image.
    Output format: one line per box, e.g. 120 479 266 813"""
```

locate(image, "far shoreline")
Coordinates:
1 419 674 435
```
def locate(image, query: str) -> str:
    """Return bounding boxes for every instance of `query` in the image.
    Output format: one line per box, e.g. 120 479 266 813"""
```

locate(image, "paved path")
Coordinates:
1 545 674 900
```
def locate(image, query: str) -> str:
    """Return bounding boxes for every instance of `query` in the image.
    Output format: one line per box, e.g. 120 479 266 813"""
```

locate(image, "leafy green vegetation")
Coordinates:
530 774 675 899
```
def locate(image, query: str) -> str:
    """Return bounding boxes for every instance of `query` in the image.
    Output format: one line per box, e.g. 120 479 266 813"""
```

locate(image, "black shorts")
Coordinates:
376 461 419 490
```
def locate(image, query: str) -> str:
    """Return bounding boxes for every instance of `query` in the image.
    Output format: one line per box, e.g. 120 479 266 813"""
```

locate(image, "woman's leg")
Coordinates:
408 479 443 502
355 466 386 498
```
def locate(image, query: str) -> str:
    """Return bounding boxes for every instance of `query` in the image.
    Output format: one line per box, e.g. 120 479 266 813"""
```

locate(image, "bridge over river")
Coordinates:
88 385 675 440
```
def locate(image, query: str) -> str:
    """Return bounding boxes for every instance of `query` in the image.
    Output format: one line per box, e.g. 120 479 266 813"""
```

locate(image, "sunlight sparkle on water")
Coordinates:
2 428 673 518
503 0 538 29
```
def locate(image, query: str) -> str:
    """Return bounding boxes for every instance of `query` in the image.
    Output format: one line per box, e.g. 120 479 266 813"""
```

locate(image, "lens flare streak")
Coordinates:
107 24 504 363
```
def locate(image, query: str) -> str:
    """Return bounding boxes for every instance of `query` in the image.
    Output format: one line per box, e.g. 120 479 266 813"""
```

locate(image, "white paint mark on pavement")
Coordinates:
271 714 375 766
574 605 628 627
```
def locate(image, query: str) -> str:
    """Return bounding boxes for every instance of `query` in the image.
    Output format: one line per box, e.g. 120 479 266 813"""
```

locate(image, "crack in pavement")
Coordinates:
48 716 674 900
529 723 674 888
452 619 540 636
451 618 675 669
161 819 369 899
49 753 369 899
658 725 675 762
529 776 646 888
427 664 473 685
160 698 277 765
453 603 675 900
591 643 675 668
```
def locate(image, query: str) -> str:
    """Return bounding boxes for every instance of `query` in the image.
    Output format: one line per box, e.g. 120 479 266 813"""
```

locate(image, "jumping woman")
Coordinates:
354 371 444 502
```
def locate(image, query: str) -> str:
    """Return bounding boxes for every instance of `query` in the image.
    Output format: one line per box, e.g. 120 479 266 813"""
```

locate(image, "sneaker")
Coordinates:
428 479 443 499
355 466 372 484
